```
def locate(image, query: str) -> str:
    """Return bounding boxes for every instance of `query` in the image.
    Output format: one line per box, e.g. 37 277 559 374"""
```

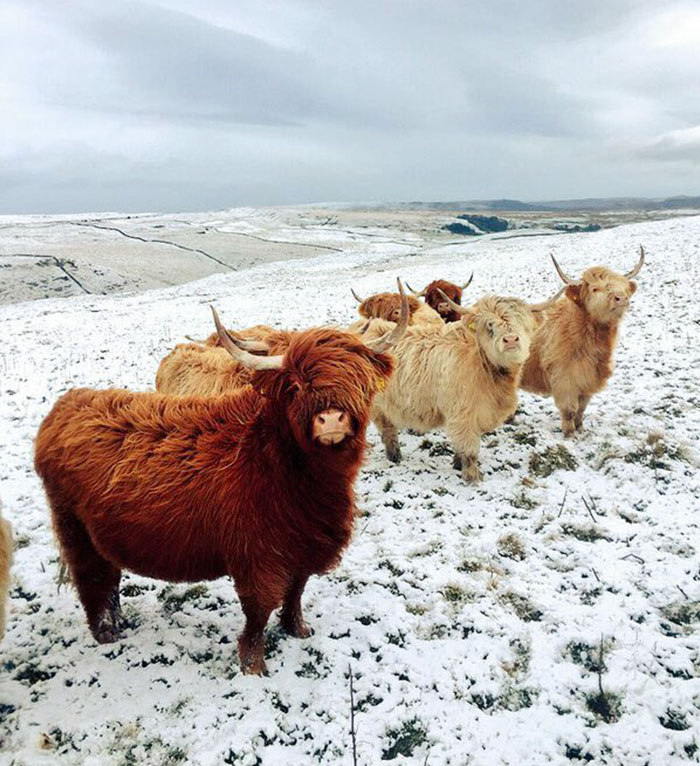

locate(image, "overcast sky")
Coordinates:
1 0 699 213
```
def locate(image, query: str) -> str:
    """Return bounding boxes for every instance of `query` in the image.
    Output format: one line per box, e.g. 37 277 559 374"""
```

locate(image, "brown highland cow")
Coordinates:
406 276 473 323
521 248 645 436
35 301 408 674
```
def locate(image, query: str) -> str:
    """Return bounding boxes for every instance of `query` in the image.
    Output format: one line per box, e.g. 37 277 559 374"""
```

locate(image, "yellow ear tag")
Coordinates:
375 377 386 392
468 321 476 332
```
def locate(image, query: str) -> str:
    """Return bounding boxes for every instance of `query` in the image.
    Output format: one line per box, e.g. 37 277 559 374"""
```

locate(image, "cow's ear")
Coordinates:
565 284 581 304
628 280 637 294
250 369 286 398
460 309 478 331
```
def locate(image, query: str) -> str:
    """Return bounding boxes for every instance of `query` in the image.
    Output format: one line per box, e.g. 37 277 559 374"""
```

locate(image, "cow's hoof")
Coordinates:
93 624 122 644
386 448 402 464
461 468 483 484
452 454 463 471
282 620 313 639
240 655 268 676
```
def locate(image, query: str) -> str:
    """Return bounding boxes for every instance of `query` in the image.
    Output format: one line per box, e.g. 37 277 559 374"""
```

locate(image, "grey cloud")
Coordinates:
1 0 698 212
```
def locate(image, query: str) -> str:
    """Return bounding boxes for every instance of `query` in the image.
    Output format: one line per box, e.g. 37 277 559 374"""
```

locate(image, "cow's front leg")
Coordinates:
236 593 275 675
574 393 591 431
448 430 482 483
374 411 402 464
552 389 578 438
279 575 312 638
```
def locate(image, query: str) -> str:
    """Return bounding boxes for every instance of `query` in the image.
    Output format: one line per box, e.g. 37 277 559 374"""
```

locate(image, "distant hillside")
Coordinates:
397 196 700 212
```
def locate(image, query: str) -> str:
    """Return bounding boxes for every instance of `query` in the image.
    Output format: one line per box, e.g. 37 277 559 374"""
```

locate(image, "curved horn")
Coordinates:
550 254 580 285
364 278 410 353
211 307 283 370
527 286 566 312
351 288 364 304
184 334 207 345
458 273 474 291
405 281 427 297
436 288 470 316
232 337 271 354
624 245 645 278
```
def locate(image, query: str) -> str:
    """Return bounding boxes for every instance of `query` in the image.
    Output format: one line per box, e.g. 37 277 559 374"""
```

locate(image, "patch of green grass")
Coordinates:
510 490 538 510
457 558 482 573
560 522 608 542
440 583 473 605
159 584 209 615
121 584 149 597
512 431 537 446
585 689 622 723
499 591 543 622
624 432 685 471
357 692 383 712
497 532 527 560
381 718 428 760
500 684 537 711
529 445 578 477
502 638 531 678
378 559 404 577
659 601 700 636
659 709 690 731
567 640 611 673
470 693 496 711
429 441 453 457
14 664 56 685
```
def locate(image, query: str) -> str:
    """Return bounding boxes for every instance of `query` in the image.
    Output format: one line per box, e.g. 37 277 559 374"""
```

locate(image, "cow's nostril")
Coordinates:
318 415 325 424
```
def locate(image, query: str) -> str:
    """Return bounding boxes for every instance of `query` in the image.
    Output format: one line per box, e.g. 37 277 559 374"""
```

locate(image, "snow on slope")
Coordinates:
0 215 699 765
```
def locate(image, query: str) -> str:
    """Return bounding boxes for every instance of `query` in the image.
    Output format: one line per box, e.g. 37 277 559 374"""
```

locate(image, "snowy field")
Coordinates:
1 212 699 765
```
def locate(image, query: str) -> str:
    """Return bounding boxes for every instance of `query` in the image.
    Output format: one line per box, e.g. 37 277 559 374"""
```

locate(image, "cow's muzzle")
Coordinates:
313 409 354 445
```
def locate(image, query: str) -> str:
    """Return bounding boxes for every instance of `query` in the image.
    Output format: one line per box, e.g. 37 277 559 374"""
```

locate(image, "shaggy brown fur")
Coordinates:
424 280 464 323
521 266 638 436
35 328 394 674
0 501 12 640
365 295 543 482
350 293 442 333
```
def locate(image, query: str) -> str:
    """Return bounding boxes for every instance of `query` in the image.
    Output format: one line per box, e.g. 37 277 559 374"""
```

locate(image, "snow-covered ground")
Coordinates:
1 213 699 765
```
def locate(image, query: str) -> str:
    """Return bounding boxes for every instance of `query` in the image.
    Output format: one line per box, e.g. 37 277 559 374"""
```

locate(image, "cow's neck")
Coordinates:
576 303 620 360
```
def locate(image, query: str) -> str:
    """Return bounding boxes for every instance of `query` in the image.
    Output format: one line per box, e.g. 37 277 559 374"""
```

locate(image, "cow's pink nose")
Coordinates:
313 409 353 445
503 334 520 349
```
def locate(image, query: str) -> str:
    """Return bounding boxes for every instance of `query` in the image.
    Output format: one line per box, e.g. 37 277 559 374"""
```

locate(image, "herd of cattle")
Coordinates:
1 247 645 675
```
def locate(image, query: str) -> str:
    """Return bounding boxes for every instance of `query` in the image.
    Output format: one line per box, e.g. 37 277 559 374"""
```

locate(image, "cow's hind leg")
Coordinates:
374 412 402 464
574 394 591 431
279 574 312 638
51 500 123 643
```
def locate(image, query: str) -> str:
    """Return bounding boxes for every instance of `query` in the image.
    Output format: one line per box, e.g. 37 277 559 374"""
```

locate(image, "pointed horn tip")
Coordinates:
437 287 468 315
